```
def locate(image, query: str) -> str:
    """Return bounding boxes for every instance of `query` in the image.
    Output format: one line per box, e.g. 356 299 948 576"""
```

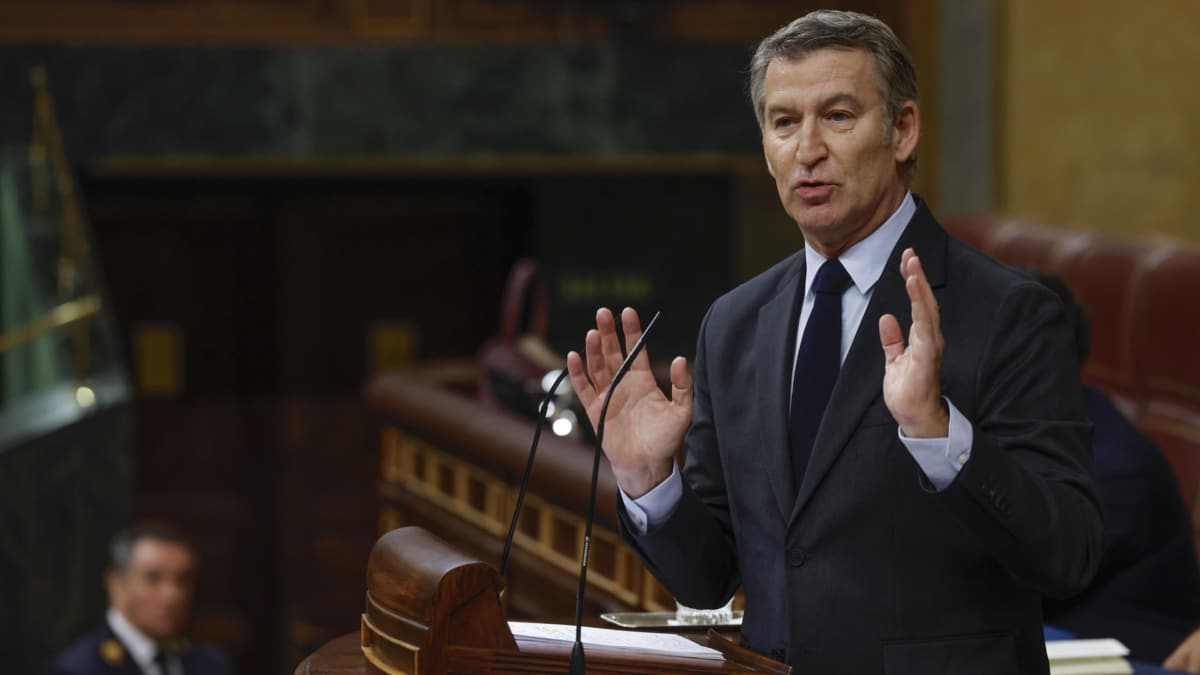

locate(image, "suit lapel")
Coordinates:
789 200 948 525
755 254 806 522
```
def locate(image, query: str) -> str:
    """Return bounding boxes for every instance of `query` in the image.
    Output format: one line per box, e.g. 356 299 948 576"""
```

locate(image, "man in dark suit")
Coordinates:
565 9 1103 675
46 524 233 675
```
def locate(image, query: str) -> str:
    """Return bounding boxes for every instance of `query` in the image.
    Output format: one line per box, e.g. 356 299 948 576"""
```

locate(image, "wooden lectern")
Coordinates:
295 527 791 674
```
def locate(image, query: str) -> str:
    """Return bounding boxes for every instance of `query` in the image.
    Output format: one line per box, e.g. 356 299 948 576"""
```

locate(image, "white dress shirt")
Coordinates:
622 192 973 534
106 607 184 675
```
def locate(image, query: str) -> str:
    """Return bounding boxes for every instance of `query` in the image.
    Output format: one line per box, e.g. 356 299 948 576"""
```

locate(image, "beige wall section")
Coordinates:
998 1 1200 242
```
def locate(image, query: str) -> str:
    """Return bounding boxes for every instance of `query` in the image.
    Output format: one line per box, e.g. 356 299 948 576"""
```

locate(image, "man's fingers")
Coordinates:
878 314 905 363
1163 643 1191 671
596 308 627 375
1164 652 1187 671
670 356 694 408
906 273 928 327
584 328 612 391
910 254 942 331
903 254 942 355
620 307 653 371
566 351 598 409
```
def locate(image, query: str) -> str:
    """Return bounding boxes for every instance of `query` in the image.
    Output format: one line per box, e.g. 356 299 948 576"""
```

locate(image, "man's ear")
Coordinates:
892 100 920 164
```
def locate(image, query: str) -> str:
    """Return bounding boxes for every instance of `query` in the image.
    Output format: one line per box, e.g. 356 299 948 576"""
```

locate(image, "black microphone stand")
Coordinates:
498 368 570 578
569 311 661 675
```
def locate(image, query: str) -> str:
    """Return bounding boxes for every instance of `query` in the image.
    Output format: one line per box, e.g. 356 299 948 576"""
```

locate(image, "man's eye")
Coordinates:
828 111 853 122
774 117 795 129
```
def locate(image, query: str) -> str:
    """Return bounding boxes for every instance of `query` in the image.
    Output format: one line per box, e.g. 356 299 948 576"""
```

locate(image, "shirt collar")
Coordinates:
802 191 916 295
107 606 158 670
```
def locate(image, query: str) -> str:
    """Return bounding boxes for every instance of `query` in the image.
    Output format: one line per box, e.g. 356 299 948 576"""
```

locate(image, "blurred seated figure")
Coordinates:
1035 274 1200 670
46 523 233 675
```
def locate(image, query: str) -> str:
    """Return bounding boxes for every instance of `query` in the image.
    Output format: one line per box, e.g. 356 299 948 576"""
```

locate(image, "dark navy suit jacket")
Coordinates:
1044 386 1200 662
618 199 1103 675
46 619 233 675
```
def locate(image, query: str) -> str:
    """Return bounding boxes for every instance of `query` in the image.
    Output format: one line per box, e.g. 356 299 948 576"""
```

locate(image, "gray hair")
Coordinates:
109 522 193 573
749 10 918 168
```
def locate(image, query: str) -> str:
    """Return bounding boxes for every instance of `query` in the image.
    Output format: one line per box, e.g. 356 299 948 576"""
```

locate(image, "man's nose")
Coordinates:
794 119 827 168
162 582 188 606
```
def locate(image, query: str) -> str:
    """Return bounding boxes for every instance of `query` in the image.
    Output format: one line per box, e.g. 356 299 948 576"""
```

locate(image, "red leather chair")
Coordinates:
944 214 1200 542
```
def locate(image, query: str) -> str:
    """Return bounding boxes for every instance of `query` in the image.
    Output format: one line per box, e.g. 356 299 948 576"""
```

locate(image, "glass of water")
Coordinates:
674 597 734 625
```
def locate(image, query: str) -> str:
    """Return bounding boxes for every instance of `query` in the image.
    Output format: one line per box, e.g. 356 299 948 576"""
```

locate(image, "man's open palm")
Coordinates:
879 249 949 438
566 307 693 498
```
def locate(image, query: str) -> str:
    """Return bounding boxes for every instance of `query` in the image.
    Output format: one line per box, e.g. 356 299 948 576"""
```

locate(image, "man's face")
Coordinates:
760 47 919 257
106 539 195 640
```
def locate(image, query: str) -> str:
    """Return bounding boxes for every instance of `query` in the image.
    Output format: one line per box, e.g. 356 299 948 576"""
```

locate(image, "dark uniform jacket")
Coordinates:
46 619 232 675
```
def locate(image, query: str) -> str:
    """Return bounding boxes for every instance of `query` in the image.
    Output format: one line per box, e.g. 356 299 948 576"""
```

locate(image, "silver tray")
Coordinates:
599 610 744 631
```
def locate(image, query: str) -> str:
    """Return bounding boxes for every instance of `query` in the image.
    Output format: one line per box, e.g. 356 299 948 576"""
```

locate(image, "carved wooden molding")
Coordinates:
378 426 674 611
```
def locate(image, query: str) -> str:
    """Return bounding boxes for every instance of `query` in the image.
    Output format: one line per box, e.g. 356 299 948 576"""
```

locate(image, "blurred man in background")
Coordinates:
47 523 232 675
1034 273 1200 672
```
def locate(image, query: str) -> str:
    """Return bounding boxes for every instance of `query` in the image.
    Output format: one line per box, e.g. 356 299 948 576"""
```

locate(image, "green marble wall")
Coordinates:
1 43 760 160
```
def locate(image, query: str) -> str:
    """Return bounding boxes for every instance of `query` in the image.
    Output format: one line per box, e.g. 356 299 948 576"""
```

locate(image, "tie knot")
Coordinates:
812 258 851 295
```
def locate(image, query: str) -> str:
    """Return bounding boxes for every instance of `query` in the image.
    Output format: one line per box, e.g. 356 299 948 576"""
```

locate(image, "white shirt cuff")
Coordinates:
897 397 974 491
619 464 683 535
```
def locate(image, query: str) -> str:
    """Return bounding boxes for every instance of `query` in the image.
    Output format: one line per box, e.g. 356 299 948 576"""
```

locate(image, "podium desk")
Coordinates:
294 527 789 675
296 630 791 675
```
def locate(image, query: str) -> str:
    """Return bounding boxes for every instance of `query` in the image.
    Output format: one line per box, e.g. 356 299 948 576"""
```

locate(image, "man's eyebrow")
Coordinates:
765 93 865 118
820 93 864 110
766 104 797 118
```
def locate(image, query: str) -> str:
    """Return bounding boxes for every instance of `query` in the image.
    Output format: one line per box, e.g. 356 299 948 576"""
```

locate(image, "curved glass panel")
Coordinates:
0 66 130 450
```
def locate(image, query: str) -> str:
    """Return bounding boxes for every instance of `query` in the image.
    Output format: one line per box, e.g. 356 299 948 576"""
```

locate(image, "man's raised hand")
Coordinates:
566 307 693 498
878 248 949 438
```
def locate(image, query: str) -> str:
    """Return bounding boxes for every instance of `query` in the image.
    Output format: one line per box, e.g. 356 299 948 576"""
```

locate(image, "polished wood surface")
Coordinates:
369 363 685 621
296 634 366 675
362 527 516 673
300 526 789 674
298 630 792 674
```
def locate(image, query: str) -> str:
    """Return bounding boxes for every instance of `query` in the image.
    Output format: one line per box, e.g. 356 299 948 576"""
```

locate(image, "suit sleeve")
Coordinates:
936 280 1104 599
617 303 742 609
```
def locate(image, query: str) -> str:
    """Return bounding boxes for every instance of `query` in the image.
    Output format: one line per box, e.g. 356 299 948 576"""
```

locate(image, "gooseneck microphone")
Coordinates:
569 311 662 675
498 368 570 578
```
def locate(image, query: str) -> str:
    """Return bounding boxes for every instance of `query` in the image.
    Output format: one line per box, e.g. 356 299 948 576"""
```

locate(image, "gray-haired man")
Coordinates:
567 10 1102 674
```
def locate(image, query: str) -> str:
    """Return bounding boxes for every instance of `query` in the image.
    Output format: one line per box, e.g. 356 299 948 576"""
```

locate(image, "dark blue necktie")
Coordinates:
789 258 852 494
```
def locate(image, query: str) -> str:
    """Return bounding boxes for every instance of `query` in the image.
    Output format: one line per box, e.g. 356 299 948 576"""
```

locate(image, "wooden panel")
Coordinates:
348 0 429 38
0 0 355 44
378 424 671 613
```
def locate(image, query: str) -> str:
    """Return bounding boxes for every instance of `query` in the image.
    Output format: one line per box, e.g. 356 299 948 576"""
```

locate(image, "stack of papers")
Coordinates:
509 621 724 661
1046 639 1132 675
